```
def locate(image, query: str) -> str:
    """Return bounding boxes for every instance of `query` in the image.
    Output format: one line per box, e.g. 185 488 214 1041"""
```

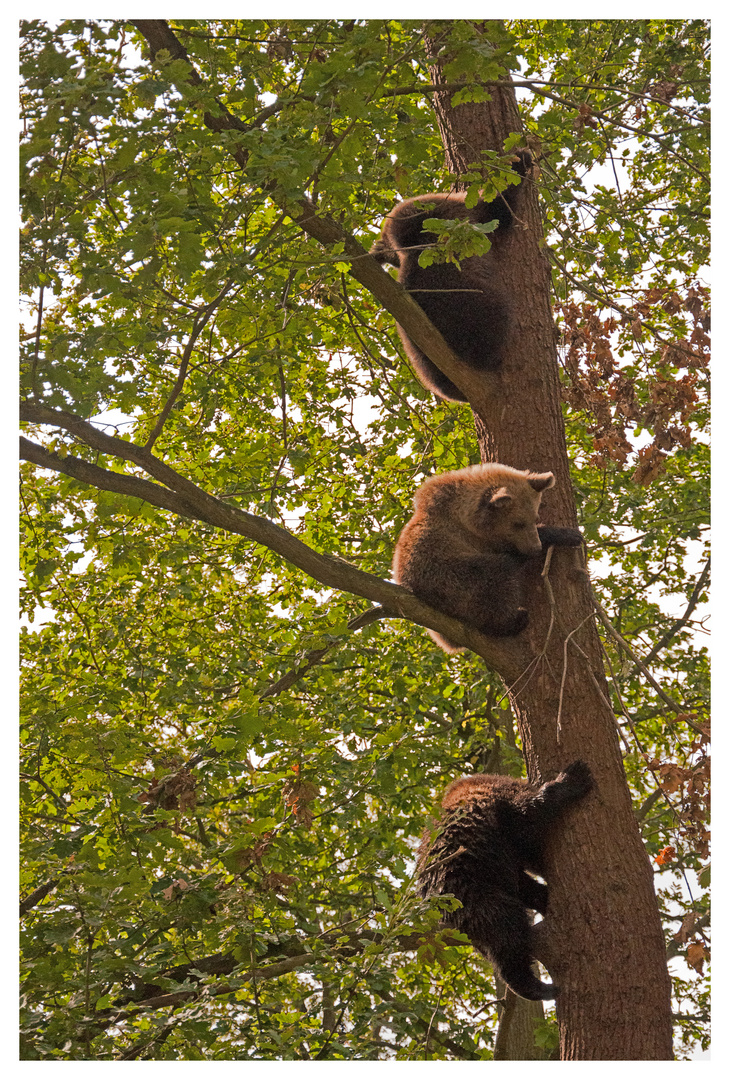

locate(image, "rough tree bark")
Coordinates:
423 30 673 1061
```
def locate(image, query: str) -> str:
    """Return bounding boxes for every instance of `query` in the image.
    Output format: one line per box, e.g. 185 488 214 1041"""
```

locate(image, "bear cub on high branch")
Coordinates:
416 760 594 1001
370 150 532 402
392 462 583 653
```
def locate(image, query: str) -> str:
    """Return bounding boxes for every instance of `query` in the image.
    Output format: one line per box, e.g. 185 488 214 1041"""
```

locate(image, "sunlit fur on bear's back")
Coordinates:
382 191 478 252
441 772 531 812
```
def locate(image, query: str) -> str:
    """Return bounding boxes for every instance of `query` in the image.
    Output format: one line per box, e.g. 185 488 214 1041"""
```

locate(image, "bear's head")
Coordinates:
415 463 555 557
468 468 554 556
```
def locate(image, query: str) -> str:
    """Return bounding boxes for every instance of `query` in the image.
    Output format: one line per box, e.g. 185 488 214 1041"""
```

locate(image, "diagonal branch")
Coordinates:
592 593 706 735
104 955 314 1029
20 877 60 916
259 606 390 700
20 434 200 518
145 286 231 450
129 18 483 408
19 413 524 674
110 927 467 1011
284 196 484 405
642 557 710 668
107 943 476 1059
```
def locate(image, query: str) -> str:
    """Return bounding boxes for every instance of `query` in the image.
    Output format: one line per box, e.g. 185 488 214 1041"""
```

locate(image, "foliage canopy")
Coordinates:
20 19 709 1060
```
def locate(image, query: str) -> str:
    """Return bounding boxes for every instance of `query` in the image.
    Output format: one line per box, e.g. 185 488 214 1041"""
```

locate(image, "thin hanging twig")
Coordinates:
556 615 594 744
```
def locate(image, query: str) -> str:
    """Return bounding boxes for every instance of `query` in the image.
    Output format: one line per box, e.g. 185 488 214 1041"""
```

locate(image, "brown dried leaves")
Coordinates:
138 766 197 813
558 289 709 481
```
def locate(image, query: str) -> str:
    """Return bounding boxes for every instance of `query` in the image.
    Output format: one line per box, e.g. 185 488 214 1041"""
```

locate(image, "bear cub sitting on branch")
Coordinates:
370 151 531 402
416 760 593 1001
392 463 583 653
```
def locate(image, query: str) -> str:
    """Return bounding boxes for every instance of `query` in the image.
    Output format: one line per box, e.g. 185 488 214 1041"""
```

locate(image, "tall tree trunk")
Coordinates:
424 31 673 1061
492 981 550 1060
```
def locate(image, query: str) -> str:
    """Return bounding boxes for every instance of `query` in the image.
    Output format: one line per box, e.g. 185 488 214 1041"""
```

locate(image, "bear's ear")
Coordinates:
527 472 555 493
486 486 512 509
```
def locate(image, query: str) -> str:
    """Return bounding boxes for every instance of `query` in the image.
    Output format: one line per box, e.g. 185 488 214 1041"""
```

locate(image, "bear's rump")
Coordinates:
406 262 509 370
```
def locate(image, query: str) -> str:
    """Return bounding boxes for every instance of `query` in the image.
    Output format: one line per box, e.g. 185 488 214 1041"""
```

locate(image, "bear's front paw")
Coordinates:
560 760 594 796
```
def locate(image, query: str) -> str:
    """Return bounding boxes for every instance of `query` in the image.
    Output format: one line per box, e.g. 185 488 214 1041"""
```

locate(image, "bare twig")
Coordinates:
562 637 626 736
556 615 594 744
20 770 80 819
424 986 444 1059
267 365 290 509
29 278 46 397
92 132 123 227
117 1027 172 1062
145 289 229 450
598 636 645 755
259 607 391 700
20 877 59 916
540 545 556 654
592 592 705 734
369 984 478 1060
596 637 686 829
642 557 710 668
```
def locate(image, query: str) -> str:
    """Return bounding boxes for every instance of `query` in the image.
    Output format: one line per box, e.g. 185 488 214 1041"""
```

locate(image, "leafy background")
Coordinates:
20 19 709 1059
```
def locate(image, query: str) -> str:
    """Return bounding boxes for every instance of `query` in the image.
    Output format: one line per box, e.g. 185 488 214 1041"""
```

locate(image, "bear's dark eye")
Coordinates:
513 523 527 531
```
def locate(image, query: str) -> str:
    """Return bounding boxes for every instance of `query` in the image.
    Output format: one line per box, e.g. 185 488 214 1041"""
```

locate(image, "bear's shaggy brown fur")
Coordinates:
370 152 531 402
416 760 593 1001
392 463 583 652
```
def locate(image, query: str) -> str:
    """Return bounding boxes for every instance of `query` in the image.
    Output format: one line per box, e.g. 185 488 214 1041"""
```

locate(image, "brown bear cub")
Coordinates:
393 463 583 653
416 760 593 1001
370 151 531 402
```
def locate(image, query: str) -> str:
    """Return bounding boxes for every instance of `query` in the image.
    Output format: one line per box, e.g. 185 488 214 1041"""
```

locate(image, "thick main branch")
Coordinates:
20 406 524 673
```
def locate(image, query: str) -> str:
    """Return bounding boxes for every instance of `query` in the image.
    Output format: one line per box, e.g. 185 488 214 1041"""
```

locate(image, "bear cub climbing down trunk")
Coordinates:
417 760 594 1001
370 151 531 401
393 463 583 653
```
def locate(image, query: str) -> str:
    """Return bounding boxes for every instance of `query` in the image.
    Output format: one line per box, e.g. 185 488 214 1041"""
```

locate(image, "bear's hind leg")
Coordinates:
464 893 556 1001
518 871 548 915
462 556 530 637
488 941 557 1001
